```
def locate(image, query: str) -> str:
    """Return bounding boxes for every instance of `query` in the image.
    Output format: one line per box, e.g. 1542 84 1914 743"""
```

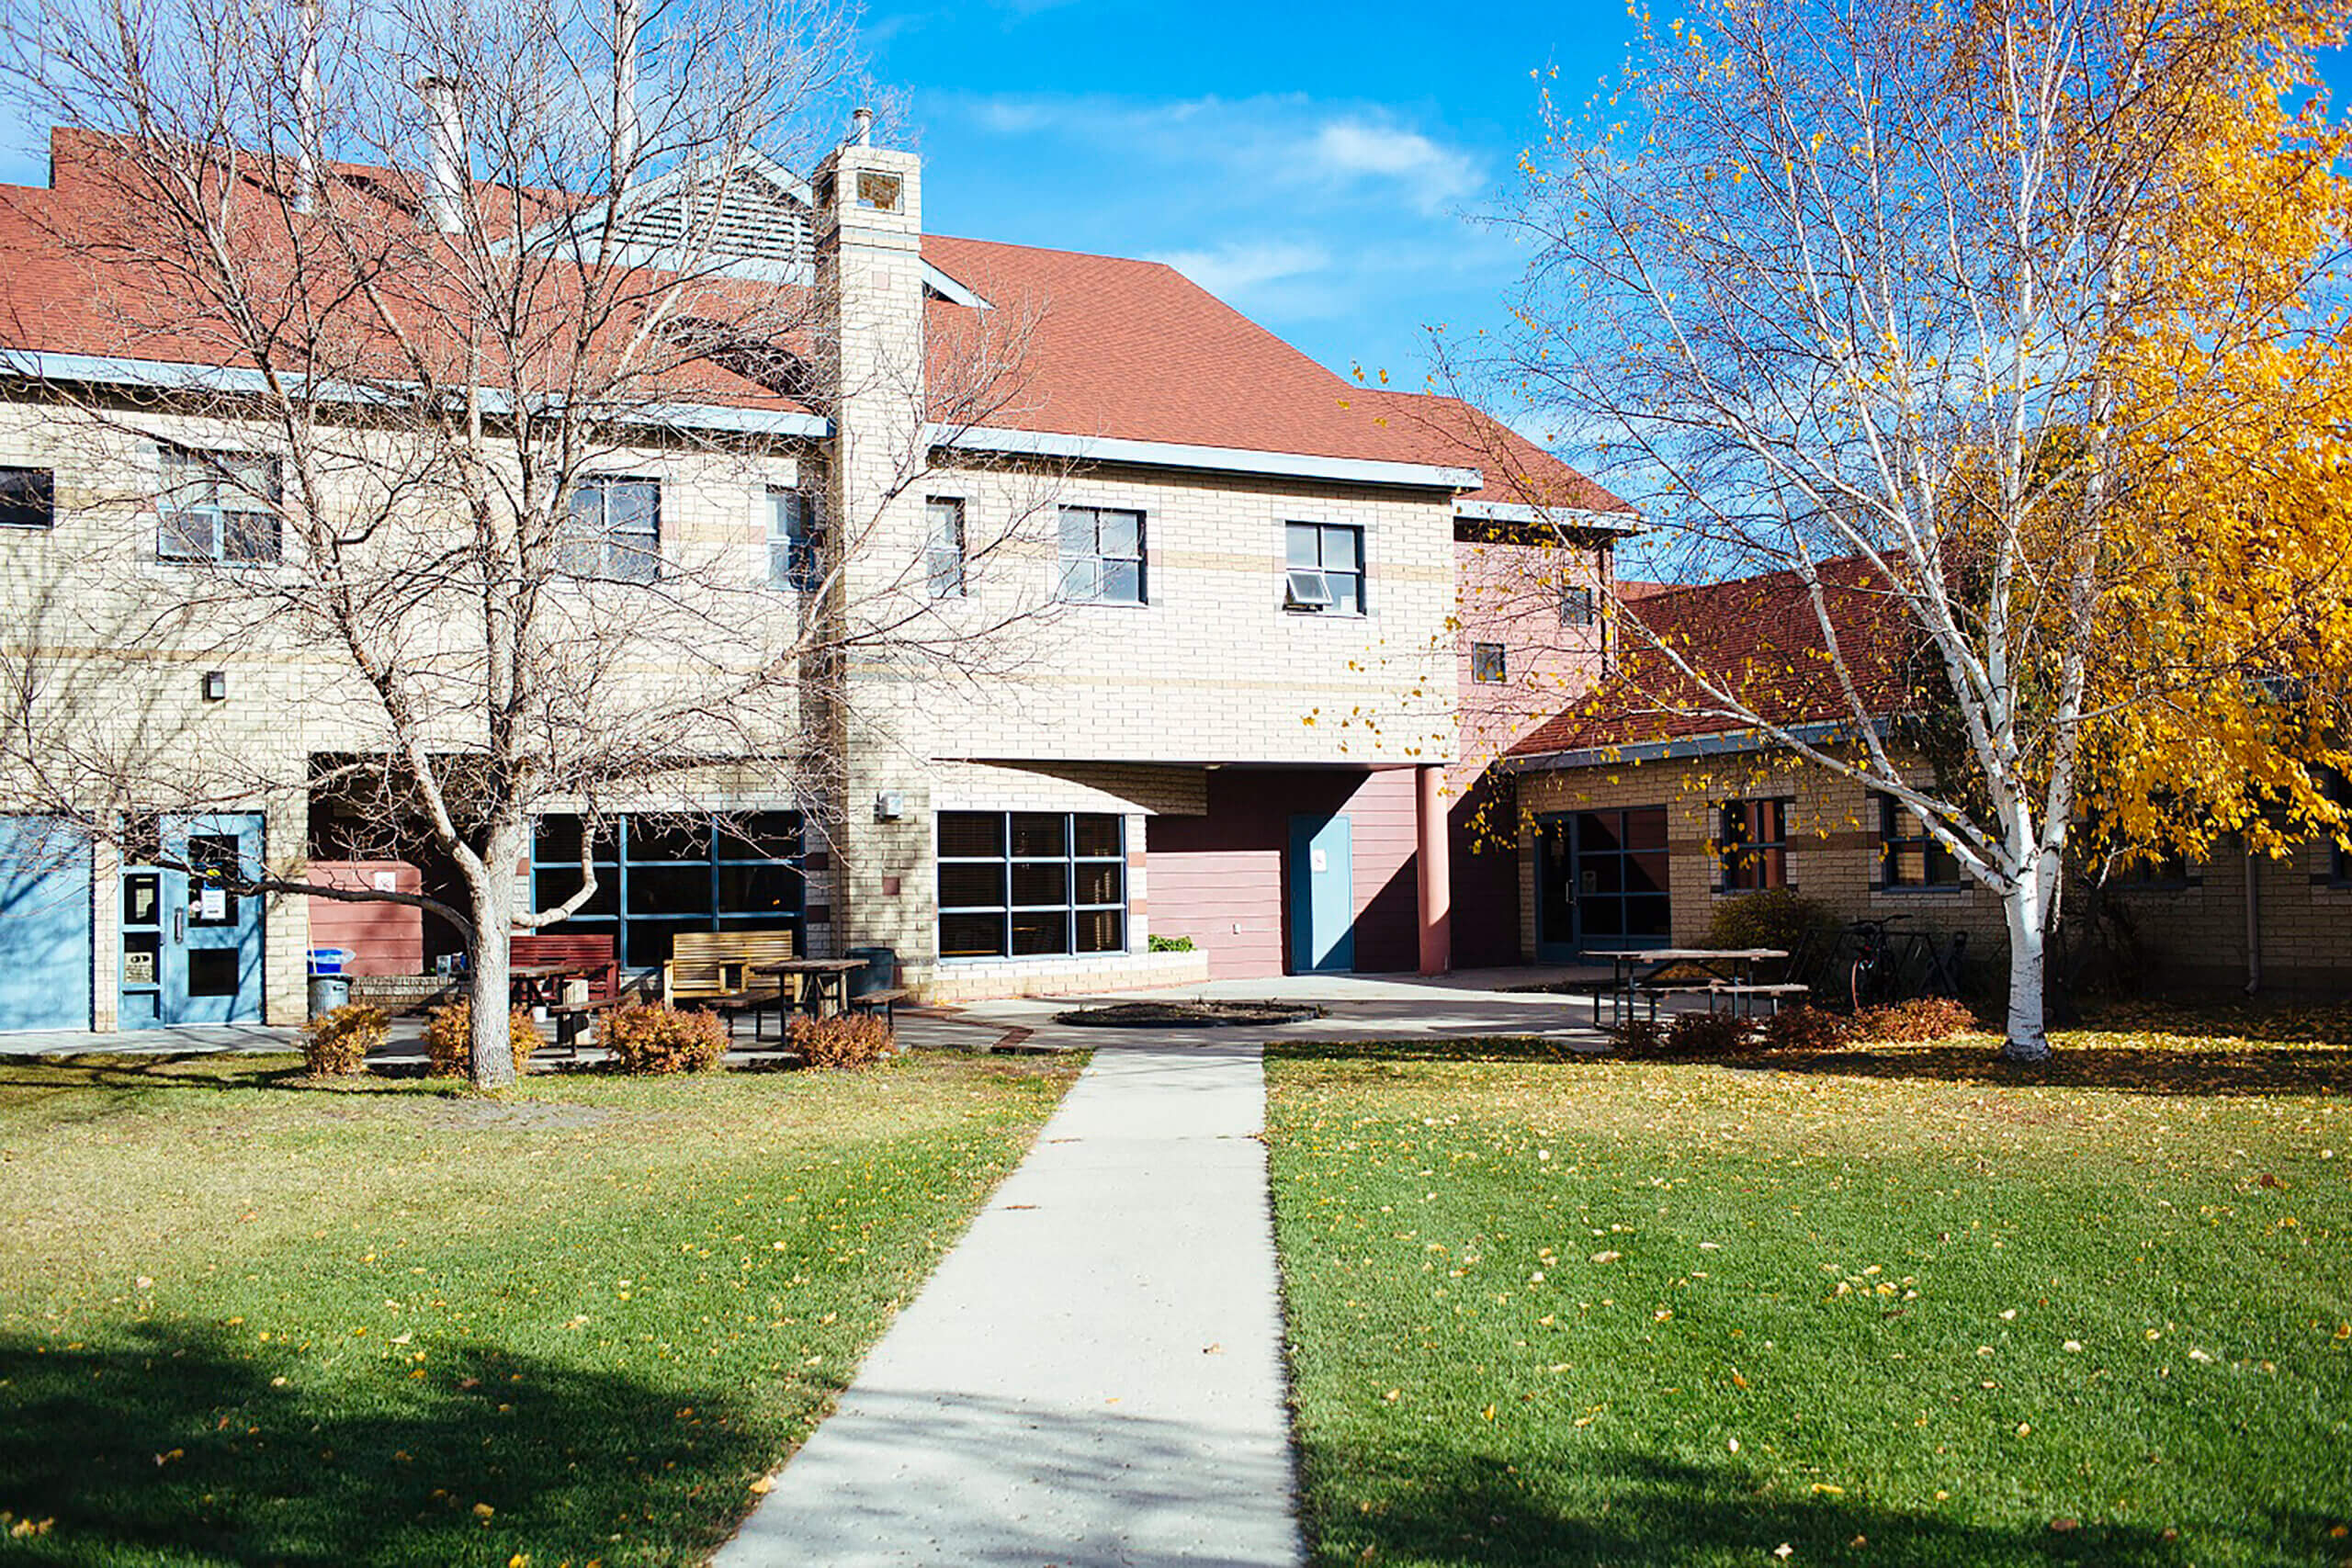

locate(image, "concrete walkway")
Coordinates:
714 1038 1304 1568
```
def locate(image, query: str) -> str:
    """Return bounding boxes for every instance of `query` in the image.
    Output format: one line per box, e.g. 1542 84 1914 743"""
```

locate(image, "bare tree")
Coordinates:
1491 0 2352 1058
0 0 1062 1083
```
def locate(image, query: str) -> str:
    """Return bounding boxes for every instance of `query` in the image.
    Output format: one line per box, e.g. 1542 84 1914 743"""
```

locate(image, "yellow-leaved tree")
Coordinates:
1495 0 2352 1058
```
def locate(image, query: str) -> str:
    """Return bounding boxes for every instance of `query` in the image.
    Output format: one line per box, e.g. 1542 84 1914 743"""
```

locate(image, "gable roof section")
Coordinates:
1508 556 1919 764
0 129 1618 497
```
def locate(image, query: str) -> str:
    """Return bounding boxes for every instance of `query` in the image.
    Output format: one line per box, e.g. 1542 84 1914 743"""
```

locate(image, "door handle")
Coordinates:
174 908 187 942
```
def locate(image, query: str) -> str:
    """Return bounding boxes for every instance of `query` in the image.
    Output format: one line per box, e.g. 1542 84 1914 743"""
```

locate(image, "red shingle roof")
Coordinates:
1 128 1622 494
1509 557 1919 758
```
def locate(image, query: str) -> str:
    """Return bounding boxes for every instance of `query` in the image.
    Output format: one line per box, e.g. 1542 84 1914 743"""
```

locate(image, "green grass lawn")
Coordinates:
0 1050 1078 1566
1268 1028 2352 1568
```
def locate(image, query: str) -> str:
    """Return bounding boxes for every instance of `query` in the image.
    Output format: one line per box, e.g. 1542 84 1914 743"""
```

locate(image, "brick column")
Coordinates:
1416 763 1451 976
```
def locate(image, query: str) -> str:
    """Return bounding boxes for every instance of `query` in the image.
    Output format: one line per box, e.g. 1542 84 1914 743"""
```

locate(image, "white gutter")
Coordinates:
1455 497 1640 533
3 352 831 438
931 423 1480 491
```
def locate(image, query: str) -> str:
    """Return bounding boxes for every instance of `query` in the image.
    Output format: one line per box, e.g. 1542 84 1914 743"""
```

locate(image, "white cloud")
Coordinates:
1148 240 1331 305
1306 120 1482 214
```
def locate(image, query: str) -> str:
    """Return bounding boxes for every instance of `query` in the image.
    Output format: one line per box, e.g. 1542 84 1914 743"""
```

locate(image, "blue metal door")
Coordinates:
0 817 93 1032
1286 813 1354 974
121 814 264 1026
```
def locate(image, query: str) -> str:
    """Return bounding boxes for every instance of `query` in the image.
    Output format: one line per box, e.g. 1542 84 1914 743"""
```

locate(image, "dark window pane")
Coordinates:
628 819 711 863
1011 862 1069 907
1073 862 1124 906
535 816 618 865
938 863 1004 909
535 869 619 919
626 864 713 917
1623 807 1668 852
620 919 705 969
187 947 241 997
222 509 280 563
1075 908 1125 953
1071 815 1122 858
718 812 803 861
1009 813 1067 857
1626 896 1673 937
122 873 160 928
1011 910 1069 956
1584 855 1623 895
187 835 242 927
0 467 54 528
1626 851 1669 897
1580 814 1624 856
940 911 1006 958
938 812 1004 858
718 863 799 916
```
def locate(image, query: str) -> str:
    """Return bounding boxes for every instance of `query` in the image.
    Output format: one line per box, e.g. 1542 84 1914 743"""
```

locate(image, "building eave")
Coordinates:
1453 497 1641 534
930 423 1482 491
1501 716 1889 773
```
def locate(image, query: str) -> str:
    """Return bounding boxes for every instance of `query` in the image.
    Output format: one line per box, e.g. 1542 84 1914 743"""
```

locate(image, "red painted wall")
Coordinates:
1146 768 1420 979
305 862 425 976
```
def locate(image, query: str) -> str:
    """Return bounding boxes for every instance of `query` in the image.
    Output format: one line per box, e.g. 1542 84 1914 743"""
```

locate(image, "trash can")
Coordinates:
307 974 351 1017
843 945 898 998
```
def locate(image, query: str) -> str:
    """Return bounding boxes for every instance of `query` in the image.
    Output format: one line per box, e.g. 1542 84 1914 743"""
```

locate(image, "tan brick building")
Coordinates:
1501 565 2352 997
0 121 1634 1031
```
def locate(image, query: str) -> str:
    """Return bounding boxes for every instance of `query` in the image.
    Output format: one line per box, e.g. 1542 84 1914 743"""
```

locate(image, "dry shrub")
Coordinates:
1665 1010 1753 1056
422 999 545 1078
789 1012 897 1069
1850 997 1978 1043
300 1003 389 1074
1758 1004 1852 1053
1607 1017 1669 1056
600 1003 729 1074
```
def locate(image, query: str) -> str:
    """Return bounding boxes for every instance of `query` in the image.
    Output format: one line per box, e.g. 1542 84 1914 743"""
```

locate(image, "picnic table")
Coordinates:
1580 947 1797 1025
510 960 626 1055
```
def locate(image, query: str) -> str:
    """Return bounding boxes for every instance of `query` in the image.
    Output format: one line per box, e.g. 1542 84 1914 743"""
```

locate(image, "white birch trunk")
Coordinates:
1999 857 2053 1063
462 823 522 1089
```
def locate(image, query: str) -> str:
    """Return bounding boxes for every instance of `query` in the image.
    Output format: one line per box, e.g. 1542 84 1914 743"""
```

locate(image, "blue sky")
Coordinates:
868 0 1637 394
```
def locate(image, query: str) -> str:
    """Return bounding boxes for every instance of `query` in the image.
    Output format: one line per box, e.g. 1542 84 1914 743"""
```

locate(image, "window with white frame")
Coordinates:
926 496 967 598
158 449 281 564
1561 583 1596 626
0 467 54 529
937 811 1126 958
1057 505 1145 604
1470 642 1507 683
1284 521 1363 614
562 477 662 582
768 487 821 592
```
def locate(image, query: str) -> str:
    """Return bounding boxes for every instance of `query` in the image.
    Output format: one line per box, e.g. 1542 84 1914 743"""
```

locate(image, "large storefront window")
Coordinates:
938 811 1126 959
532 812 803 968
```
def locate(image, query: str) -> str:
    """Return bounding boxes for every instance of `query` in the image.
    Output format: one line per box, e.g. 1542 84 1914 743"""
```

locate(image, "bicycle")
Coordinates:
1845 915 1908 1010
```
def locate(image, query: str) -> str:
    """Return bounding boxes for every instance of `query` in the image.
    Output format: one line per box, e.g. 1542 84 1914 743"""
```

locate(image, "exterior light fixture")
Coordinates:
874 789 904 820
201 671 228 702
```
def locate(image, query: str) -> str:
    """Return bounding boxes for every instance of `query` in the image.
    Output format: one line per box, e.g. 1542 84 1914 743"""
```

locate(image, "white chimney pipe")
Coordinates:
416 74 466 234
849 106 873 146
292 0 322 214
612 0 640 189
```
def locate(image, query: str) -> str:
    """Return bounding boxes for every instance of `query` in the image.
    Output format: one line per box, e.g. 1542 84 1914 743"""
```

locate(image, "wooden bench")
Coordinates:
848 986 913 1025
548 994 625 1055
1630 981 1811 1021
662 930 799 1014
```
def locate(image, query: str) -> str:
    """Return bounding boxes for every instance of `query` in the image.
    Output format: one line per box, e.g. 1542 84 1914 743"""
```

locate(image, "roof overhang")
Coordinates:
1455 498 1641 534
2 351 831 438
1502 716 1887 773
930 424 1481 491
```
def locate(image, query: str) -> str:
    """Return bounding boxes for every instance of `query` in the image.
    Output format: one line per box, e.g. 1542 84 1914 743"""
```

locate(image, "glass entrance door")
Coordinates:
1534 807 1671 958
119 813 265 1026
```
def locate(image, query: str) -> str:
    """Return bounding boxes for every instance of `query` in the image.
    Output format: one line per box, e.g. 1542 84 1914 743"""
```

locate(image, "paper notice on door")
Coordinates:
123 952 155 985
198 886 227 921
1309 848 1329 874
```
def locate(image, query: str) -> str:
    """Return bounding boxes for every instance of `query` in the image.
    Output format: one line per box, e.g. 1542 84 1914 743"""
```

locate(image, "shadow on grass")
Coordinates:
1265 1036 2352 1097
1299 1442 2214 1568
0 1319 773 1567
